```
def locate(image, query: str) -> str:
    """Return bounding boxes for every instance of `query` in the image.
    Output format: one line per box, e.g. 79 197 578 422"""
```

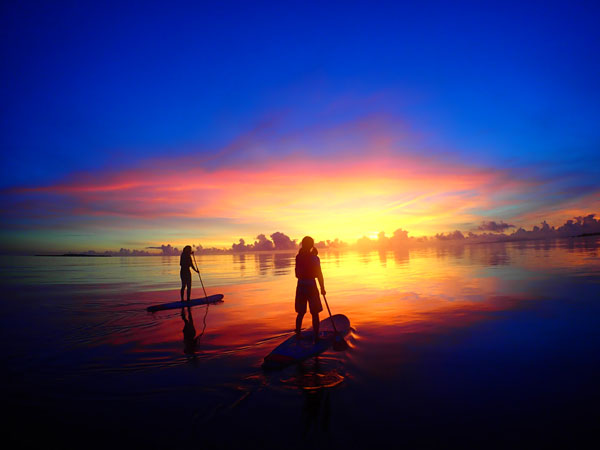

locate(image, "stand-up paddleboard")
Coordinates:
146 294 224 312
262 314 350 370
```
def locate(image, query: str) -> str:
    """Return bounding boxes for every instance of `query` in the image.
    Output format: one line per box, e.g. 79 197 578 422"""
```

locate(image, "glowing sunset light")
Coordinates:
5 150 544 249
3 132 599 253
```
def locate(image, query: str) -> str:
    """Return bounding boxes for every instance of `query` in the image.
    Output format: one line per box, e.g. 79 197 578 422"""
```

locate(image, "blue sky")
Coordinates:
1 1 599 252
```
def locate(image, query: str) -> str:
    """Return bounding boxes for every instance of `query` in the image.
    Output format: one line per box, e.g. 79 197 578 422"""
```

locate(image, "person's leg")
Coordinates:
186 278 192 301
180 276 185 301
295 282 307 337
296 312 304 335
312 313 320 343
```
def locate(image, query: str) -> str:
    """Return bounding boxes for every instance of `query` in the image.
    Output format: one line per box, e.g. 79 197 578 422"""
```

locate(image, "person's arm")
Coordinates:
189 254 199 272
316 264 326 296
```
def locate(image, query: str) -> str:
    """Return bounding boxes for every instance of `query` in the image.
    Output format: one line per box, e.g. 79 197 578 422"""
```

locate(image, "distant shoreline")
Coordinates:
25 233 600 257
35 254 113 257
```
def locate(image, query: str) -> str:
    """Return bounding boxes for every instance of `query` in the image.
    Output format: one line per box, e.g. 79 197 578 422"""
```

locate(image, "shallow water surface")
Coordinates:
3 237 600 448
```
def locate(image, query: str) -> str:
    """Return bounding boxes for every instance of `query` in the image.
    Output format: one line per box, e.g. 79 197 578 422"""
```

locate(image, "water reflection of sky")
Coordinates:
3 237 600 448
3 237 597 289
2 237 598 357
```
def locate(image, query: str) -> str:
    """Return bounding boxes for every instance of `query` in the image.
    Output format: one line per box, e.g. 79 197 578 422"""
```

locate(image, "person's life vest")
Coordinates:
295 253 320 279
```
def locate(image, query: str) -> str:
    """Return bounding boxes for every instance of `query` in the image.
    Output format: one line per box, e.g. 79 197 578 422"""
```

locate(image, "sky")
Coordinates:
1 0 599 253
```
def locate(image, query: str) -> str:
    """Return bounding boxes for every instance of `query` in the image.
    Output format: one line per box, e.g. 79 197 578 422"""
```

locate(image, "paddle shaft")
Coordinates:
192 253 208 299
322 294 339 334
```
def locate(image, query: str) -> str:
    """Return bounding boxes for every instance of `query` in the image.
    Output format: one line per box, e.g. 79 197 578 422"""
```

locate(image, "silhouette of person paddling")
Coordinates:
295 236 326 344
180 245 199 301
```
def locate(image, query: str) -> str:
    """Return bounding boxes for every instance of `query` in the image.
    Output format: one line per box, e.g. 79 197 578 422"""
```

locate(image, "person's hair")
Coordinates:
182 245 192 255
298 236 314 255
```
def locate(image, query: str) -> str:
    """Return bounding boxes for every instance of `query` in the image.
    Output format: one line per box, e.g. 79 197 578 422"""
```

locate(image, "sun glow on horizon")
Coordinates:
3 142 600 254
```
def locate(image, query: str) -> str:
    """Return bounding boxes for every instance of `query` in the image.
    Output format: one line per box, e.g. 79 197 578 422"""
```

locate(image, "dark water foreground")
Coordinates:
3 237 600 449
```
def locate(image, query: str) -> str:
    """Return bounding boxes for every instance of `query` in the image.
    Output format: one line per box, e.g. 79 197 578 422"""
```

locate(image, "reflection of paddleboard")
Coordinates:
262 314 351 370
146 294 224 312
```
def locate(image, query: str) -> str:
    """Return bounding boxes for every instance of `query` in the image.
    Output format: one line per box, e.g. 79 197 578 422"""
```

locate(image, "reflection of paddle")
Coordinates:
189 253 211 348
322 294 348 351
194 302 210 343
192 253 208 299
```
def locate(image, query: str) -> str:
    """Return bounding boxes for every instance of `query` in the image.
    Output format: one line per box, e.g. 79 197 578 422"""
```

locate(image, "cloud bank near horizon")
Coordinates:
46 214 600 256
477 221 515 232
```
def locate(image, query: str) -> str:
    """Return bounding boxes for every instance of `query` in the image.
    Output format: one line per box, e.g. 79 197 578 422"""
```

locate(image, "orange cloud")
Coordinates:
18 152 533 243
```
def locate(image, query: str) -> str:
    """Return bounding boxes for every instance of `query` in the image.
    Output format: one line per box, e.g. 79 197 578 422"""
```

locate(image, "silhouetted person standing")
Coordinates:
180 245 199 301
295 236 326 344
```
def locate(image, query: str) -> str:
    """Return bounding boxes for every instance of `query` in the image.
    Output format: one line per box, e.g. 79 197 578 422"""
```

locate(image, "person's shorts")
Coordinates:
295 279 323 315
180 269 192 286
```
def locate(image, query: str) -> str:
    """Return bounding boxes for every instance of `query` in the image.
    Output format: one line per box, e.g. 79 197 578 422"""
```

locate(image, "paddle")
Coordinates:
322 294 348 351
192 253 208 300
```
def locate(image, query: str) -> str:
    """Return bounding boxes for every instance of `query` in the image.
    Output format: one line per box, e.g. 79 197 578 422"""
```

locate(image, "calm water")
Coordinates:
3 237 600 449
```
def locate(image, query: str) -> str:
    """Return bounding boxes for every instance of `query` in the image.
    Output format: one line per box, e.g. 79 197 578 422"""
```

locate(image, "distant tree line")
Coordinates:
68 214 600 256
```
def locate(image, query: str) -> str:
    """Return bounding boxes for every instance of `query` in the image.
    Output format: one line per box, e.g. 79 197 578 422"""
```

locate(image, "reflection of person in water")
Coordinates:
299 360 332 440
295 236 326 344
181 306 198 355
181 303 210 356
180 245 199 301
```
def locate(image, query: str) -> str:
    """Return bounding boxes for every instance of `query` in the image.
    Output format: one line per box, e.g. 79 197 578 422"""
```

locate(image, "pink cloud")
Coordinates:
11 151 526 238
5 113 598 247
